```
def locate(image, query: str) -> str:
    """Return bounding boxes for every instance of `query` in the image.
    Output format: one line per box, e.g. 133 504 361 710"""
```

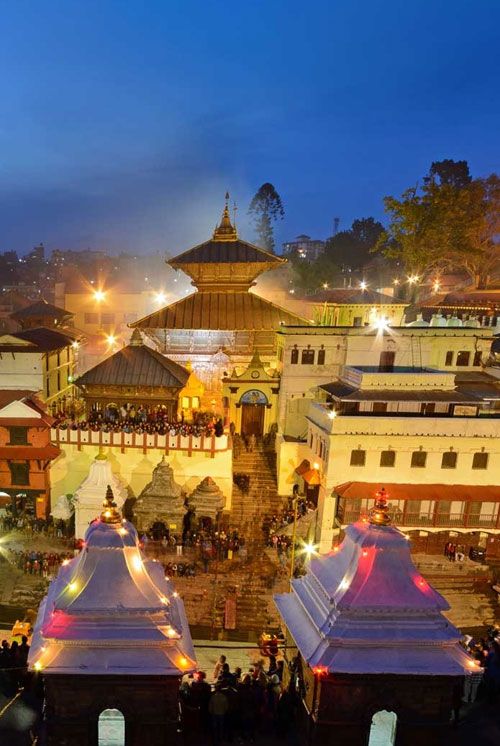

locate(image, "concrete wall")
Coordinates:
50 444 233 508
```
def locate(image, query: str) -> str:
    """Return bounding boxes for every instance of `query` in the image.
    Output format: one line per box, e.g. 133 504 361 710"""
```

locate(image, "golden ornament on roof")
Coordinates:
101 484 122 524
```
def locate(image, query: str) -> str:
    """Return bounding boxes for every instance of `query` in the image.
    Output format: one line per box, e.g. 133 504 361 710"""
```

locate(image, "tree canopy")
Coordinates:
375 160 500 289
325 217 384 269
248 183 284 253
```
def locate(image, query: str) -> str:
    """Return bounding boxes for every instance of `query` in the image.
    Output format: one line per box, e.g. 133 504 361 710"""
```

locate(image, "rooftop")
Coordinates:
76 329 189 389
0 327 78 352
10 298 72 321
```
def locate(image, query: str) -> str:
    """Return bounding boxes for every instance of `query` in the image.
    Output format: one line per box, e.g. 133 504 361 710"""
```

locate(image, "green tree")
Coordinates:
248 183 285 253
325 217 384 269
376 162 500 290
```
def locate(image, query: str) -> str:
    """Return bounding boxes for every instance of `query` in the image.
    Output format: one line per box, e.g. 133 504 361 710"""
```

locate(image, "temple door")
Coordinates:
241 403 265 436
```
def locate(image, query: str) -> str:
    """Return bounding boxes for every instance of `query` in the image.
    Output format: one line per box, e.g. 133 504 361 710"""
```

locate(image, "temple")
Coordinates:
131 194 308 393
275 488 476 746
29 485 196 745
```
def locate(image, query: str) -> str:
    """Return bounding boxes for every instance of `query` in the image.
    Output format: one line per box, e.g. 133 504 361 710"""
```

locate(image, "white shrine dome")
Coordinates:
29 486 196 677
275 490 477 677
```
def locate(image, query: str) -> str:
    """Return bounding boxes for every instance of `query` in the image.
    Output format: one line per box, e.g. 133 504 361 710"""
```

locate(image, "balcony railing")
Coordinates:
51 427 230 456
338 508 500 530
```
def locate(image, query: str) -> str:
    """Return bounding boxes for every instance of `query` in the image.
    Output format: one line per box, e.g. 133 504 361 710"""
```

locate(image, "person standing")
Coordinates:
209 686 228 745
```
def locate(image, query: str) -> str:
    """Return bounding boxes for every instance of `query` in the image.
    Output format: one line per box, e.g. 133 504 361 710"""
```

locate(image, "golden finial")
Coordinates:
101 484 121 524
213 192 238 241
368 487 391 526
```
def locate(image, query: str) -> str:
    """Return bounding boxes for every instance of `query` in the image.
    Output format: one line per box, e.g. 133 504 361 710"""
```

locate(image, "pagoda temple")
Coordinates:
76 328 189 418
274 489 476 746
29 486 196 745
73 449 127 539
131 195 308 393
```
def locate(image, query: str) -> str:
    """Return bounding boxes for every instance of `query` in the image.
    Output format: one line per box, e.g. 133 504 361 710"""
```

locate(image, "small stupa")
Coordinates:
29 486 196 745
73 449 126 539
188 476 225 522
134 457 186 533
275 487 477 746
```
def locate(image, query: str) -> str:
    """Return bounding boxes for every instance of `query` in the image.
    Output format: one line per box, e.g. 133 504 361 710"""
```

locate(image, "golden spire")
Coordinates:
101 484 121 524
213 192 238 241
368 487 391 526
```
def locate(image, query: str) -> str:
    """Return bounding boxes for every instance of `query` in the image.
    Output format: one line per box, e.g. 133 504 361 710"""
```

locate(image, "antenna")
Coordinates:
233 201 238 230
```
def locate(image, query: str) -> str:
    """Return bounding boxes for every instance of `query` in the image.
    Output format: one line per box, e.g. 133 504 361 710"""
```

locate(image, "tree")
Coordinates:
425 159 471 189
375 161 500 290
248 183 285 253
325 217 384 269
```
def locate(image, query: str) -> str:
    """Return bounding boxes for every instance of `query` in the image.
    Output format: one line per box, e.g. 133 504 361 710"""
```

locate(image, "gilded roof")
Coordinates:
77 341 189 388
131 291 309 331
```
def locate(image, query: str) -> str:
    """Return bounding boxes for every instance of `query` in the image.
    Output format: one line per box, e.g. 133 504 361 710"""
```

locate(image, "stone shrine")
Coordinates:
274 489 477 746
134 457 186 534
73 449 126 540
188 476 225 524
29 486 196 745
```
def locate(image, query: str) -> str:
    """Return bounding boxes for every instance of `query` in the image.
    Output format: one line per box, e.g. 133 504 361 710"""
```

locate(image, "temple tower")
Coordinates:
275 488 477 746
29 486 196 745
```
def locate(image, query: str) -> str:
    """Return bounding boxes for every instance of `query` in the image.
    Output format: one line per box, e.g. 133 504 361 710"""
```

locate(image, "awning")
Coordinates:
303 468 321 485
334 482 500 502
295 459 311 476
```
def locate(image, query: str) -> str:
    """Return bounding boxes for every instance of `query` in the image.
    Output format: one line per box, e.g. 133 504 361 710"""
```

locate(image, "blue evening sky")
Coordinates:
0 0 498 255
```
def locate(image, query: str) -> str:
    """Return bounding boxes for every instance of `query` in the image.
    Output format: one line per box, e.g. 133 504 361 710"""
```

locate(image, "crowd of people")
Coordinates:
9 549 73 578
463 627 500 704
141 526 247 571
0 514 69 538
0 637 31 695
180 654 296 744
53 406 225 438
163 561 196 578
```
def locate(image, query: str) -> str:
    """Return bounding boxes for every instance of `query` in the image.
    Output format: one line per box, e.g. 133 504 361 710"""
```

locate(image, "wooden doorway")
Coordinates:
241 404 265 436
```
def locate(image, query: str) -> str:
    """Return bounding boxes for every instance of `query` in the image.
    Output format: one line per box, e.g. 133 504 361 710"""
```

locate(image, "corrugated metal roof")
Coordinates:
131 291 308 330
76 345 189 388
0 327 77 352
10 299 70 320
169 239 284 266
334 482 500 502
311 288 404 305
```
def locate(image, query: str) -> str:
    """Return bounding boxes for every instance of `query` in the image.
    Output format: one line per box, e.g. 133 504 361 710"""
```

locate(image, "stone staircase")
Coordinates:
231 438 286 547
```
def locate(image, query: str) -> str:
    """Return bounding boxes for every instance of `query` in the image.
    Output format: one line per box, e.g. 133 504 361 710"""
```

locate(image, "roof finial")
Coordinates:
368 487 391 526
213 192 238 242
101 484 121 524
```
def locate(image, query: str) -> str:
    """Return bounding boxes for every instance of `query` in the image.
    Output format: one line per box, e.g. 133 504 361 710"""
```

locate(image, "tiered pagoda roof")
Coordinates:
275 491 475 676
29 487 196 676
132 195 308 331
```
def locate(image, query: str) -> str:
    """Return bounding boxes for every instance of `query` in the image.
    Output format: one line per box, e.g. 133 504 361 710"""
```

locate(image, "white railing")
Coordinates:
51 427 229 455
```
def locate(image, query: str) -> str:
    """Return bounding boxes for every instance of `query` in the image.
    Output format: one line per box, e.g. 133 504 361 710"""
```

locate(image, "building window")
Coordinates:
472 452 488 469
9 462 30 485
378 351 395 372
456 351 470 367
350 449 366 466
317 347 325 365
301 348 315 364
8 427 29 445
411 451 427 468
380 450 396 467
473 351 482 367
101 313 115 325
192 396 200 409
444 351 453 366
353 316 362 327
373 402 388 413
441 451 457 469
421 402 435 414
291 347 299 364
84 312 99 324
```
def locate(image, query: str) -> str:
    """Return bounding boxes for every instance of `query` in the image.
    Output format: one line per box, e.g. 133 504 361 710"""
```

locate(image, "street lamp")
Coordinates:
93 289 106 302
154 291 167 304
359 280 368 291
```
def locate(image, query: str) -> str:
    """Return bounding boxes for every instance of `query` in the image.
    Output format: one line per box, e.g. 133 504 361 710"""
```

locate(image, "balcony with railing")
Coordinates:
338 505 500 530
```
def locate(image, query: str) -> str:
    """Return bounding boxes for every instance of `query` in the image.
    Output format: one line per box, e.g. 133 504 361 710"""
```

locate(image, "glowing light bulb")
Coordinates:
322 282 329 289
359 281 368 291
93 289 106 302
118 528 127 536
172 591 179 598
433 280 441 292
362 550 368 557
68 581 77 592
154 291 167 304
302 542 318 557
62 559 70 566
167 627 177 638
393 278 399 285
34 661 42 671
313 462 319 470
72 340 79 349
160 596 170 605
106 334 116 346
328 410 337 420
179 656 188 668
339 579 349 590
333 546 340 553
